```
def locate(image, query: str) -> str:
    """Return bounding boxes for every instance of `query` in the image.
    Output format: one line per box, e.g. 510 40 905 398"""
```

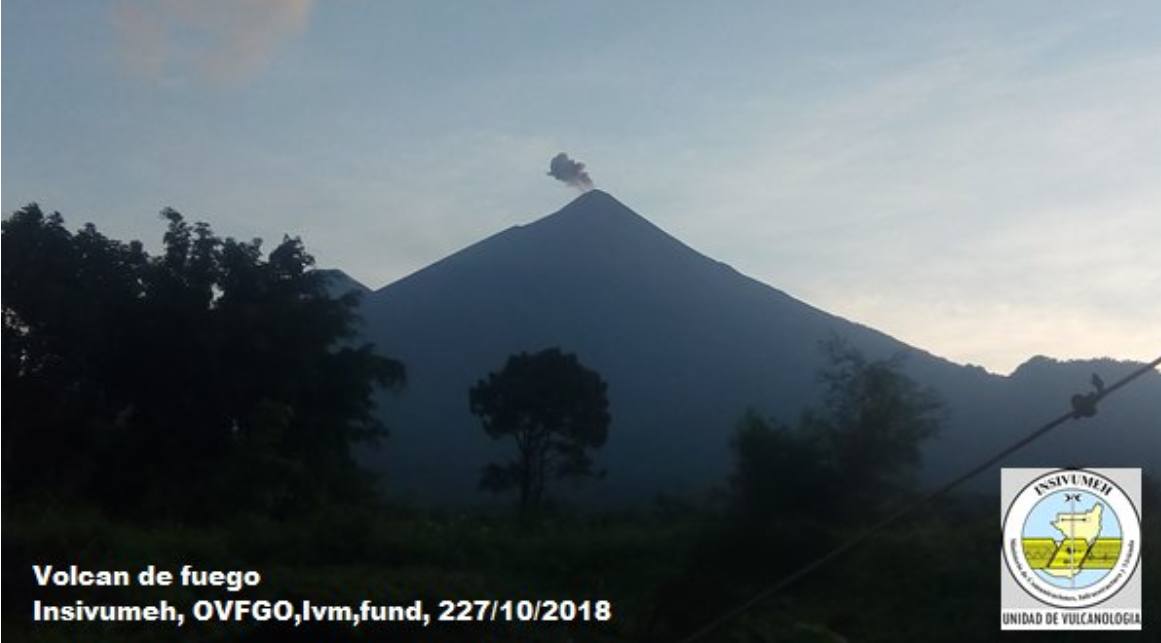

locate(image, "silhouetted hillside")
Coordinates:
317 268 370 299
355 191 1161 502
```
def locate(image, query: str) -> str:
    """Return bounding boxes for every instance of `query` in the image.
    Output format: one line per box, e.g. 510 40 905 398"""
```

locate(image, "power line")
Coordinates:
676 355 1161 643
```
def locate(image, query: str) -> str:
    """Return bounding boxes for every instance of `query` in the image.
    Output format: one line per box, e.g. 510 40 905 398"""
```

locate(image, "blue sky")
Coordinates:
4 1 1159 374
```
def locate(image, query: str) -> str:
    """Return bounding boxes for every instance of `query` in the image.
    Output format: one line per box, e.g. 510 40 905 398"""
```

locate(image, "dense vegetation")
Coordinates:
4 206 1156 642
2 205 404 518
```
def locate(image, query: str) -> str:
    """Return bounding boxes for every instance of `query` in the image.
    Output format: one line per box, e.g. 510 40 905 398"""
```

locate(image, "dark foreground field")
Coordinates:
5 493 1157 643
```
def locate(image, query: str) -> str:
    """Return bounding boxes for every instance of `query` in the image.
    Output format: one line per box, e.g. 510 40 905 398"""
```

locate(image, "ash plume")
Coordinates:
548 153 594 191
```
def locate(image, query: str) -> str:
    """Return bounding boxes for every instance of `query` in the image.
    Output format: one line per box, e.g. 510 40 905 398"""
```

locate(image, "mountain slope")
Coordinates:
357 191 1159 503
316 268 370 299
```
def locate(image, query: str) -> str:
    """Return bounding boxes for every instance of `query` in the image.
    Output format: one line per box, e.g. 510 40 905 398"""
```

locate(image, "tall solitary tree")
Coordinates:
469 348 610 519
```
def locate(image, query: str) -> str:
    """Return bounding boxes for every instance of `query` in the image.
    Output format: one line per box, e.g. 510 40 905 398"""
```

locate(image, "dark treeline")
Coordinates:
3 206 1157 642
3 205 404 518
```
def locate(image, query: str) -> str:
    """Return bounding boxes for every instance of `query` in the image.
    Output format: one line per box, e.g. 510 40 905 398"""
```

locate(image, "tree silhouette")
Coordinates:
2 204 404 516
727 411 835 526
726 339 943 526
812 338 942 503
469 348 610 520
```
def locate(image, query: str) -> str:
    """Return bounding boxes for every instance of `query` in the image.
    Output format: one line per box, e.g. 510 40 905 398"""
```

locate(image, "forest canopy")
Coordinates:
2 205 404 517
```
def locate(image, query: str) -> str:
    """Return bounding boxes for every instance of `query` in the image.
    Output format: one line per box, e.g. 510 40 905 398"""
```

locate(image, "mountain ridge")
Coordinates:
351 191 1160 502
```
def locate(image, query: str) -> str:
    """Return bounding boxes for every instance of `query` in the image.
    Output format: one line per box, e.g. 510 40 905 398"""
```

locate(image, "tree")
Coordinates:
469 348 610 519
725 338 943 526
809 337 943 511
727 411 835 525
2 204 405 516
2 206 150 495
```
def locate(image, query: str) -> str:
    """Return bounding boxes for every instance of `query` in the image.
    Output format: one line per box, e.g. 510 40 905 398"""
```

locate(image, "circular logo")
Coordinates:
1003 469 1140 608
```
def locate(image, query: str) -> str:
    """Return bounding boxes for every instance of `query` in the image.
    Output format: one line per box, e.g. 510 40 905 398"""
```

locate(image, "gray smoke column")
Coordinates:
547 153 594 191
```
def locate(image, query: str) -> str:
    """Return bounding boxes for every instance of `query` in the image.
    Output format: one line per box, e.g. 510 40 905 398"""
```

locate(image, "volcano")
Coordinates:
352 191 1160 503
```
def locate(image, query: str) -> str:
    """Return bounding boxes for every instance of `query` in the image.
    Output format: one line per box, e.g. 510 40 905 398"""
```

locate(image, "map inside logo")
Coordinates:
1002 469 1141 610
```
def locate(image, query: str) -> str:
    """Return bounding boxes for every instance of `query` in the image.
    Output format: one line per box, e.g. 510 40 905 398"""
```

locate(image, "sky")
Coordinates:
3 1 1159 375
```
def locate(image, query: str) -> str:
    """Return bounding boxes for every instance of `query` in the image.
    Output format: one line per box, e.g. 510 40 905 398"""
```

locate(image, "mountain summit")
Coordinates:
357 192 1161 502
